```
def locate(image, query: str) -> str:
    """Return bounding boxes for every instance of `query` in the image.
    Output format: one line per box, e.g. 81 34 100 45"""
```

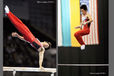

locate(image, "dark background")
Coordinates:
58 0 108 64
3 0 56 68
58 66 108 76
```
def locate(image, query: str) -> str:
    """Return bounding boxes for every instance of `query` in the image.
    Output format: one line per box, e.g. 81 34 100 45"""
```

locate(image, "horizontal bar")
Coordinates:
58 64 109 66
3 67 56 73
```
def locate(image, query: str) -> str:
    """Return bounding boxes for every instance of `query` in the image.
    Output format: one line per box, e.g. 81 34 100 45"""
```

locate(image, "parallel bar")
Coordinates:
3 67 56 73
58 64 109 66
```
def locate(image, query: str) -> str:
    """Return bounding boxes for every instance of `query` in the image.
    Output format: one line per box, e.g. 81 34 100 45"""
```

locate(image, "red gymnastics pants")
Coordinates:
7 11 42 49
74 24 90 45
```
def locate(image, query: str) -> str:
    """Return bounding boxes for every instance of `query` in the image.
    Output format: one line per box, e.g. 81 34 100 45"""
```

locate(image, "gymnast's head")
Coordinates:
42 41 51 49
80 4 88 15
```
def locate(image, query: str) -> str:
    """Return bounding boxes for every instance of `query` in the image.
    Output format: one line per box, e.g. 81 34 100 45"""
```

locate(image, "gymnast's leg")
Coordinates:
74 29 89 50
5 5 31 34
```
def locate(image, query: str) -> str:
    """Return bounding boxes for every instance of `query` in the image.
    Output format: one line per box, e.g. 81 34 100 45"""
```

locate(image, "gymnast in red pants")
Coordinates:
74 5 93 50
5 5 51 70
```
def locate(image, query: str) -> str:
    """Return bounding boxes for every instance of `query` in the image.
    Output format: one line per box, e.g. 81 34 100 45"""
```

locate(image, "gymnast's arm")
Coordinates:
83 14 93 25
11 32 26 42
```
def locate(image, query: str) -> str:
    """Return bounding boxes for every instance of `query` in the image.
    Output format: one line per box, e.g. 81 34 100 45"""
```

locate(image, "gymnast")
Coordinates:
74 5 93 50
4 5 51 70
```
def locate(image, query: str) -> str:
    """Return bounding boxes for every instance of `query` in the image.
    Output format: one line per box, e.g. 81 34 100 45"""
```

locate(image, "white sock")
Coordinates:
80 45 85 50
5 5 9 14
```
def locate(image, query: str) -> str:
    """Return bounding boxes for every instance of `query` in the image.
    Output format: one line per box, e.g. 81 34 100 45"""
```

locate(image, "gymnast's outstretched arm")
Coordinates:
38 47 45 70
11 32 26 42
